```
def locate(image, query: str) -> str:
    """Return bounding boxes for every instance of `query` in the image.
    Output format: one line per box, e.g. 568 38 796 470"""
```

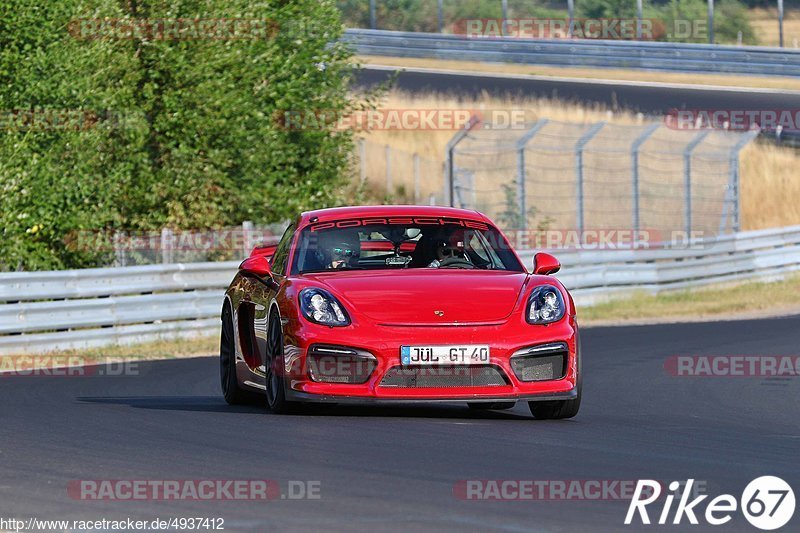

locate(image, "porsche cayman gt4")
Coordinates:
220 205 581 419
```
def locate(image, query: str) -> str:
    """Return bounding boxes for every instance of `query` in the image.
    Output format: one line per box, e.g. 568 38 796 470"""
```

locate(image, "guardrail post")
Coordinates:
516 119 549 231
630 124 660 234
575 122 605 243
683 130 711 236
444 115 480 207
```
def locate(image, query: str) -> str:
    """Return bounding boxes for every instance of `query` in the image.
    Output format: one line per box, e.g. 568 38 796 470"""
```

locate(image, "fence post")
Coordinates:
575 122 605 243
516 119 549 231
501 0 509 36
369 0 377 29
630 123 660 234
707 0 714 44
113 231 126 267
437 0 444 33
161 228 173 264
683 130 711 236
779 0 785 48
720 130 758 234
567 0 575 38
359 138 366 186
444 115 480 207
636 0 643 40
242 221 254 258
413 153 421 203
385 144 392 196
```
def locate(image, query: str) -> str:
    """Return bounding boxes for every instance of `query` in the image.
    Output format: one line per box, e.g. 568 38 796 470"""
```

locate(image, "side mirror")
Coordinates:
532 252 560 275
240 254 272 278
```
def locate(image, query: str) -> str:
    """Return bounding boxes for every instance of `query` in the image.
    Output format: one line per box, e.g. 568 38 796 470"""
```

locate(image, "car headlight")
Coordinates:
526 285 565 324
299 288 350 327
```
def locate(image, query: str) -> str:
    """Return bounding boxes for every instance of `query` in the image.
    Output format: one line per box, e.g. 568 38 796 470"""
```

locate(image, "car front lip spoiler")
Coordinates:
285 388 577 404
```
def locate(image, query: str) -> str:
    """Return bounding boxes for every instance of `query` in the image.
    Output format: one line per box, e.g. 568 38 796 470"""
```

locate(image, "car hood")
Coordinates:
303 270 529 325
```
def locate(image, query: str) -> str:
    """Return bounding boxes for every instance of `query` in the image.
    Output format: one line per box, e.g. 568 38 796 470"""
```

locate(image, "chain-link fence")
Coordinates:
355 139 444 203
446 119 758 239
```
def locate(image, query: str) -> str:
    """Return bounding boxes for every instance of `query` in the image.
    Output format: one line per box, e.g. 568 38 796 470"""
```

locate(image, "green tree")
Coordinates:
1 0 359 270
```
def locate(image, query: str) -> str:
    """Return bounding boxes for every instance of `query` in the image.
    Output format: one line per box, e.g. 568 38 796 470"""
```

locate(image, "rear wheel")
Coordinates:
468 402 516 410
220 303 249 405
265 312 296 414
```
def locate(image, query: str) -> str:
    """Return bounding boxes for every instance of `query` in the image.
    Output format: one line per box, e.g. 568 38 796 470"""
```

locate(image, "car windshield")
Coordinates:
291 218 524 274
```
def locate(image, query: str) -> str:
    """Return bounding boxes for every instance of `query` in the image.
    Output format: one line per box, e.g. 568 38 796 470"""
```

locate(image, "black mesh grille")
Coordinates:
379 365 508 388
511 353 567 382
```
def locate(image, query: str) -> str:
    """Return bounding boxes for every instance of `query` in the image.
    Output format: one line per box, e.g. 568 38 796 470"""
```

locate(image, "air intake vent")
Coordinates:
510 343 568 382
380 365 507 388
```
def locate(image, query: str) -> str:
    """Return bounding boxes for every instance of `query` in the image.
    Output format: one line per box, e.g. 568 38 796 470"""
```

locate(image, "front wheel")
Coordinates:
528 342 582 420
265 312 296 414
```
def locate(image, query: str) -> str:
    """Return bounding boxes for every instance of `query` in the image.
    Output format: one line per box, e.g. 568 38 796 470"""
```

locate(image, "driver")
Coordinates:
427 234 469 268
324 232 361 270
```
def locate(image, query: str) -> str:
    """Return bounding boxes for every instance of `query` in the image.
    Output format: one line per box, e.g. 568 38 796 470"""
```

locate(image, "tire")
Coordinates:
265 312 296 414
528 341 582 420
468 402 516 410
220 303 250 405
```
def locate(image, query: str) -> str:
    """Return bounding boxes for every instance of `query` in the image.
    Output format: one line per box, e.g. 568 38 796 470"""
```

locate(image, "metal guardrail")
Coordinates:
343 29 800 77
1 226 799 354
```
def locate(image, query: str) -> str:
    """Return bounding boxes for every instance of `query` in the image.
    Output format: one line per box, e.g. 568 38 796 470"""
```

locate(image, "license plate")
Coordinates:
401 345 490 365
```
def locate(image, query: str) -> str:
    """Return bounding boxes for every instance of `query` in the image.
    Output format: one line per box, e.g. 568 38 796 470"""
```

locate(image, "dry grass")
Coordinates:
740 141 800 230
750 8 800 48
580 274 800 325
356 91 800 230
357 55 800 92
2 335 218 363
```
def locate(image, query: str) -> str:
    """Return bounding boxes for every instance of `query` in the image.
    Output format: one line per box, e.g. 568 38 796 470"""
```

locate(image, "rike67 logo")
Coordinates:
626 477 795 530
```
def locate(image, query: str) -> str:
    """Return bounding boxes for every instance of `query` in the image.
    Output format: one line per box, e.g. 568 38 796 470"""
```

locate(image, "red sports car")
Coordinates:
220 205 581 419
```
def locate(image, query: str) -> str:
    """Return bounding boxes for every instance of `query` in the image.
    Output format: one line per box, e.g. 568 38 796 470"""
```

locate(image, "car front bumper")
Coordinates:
281 314 579 403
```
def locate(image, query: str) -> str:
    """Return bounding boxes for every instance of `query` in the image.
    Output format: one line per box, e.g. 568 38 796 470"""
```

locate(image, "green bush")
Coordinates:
1 0 359 271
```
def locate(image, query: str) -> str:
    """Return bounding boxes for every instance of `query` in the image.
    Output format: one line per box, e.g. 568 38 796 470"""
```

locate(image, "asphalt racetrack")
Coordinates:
354 66 800 116
1 316 798 532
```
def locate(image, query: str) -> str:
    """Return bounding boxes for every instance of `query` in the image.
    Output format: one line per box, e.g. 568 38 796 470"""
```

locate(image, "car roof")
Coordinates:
298 205 491 226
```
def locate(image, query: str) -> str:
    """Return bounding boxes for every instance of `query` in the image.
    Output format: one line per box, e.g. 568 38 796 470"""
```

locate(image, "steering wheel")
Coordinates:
438 257 476 269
